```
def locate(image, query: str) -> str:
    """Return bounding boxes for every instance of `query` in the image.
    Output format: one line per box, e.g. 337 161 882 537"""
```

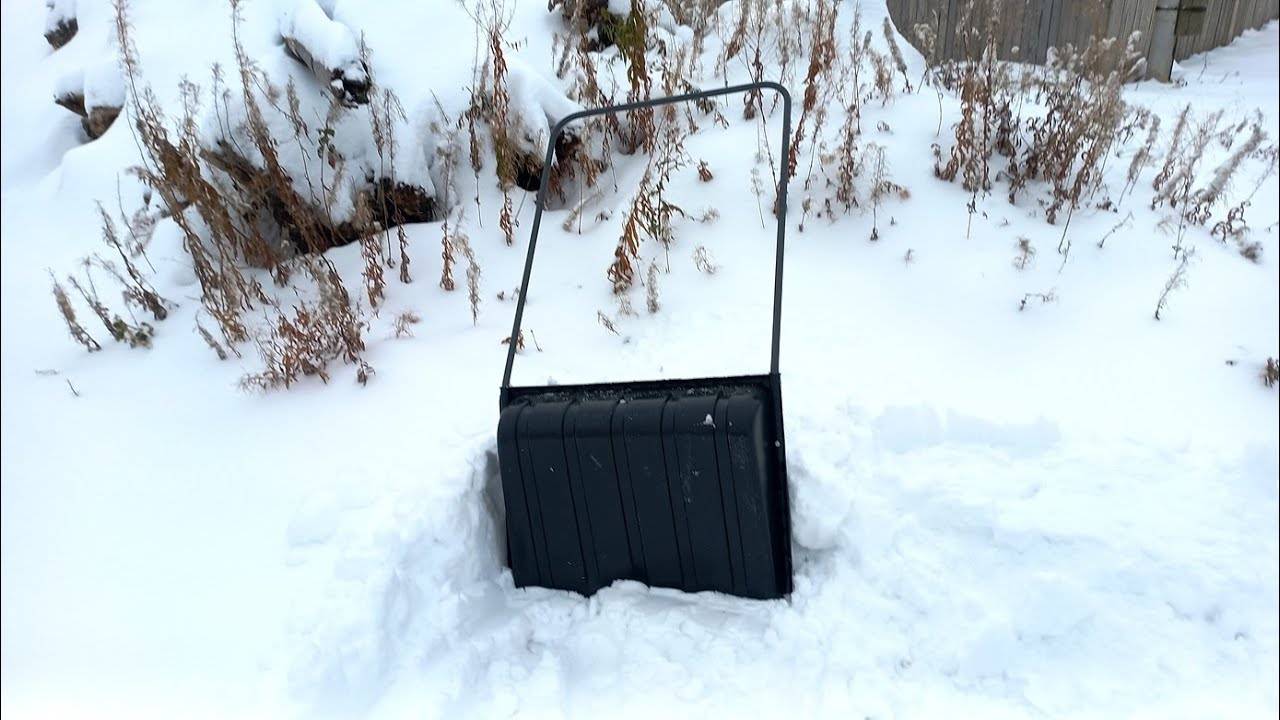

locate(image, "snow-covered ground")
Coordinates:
2 1 1277 717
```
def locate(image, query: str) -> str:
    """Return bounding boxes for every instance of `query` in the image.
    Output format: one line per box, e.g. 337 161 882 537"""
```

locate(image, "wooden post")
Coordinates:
1147 0 1180 81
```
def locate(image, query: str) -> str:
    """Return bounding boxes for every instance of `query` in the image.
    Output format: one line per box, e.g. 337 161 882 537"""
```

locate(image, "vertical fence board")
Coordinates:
1131 0 1146 44
1029 0 1050 60
1058 0 1076 49
1252 0 1272 29
1017 0 1035 58
1225 0 1244 42
1236 0 1255 33
941 0 957 59
1208 0 1231 53
1041 0 1060 61
1129 0 1147 49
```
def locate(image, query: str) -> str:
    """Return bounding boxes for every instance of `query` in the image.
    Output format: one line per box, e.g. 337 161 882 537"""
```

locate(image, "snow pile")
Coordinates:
52 65 84 102
43 0 76 36
2 1 1278 718
41 0 578 233
278 0 361 76
81 57 124 111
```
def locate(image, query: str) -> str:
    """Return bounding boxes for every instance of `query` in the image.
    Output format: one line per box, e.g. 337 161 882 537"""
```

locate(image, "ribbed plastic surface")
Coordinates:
497 380 791 599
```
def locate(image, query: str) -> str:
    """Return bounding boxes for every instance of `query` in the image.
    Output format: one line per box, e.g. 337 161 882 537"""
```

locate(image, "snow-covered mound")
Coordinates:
2 1 1277 718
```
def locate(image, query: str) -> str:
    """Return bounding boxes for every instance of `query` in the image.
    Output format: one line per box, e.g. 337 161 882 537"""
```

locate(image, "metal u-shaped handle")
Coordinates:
500 81 792 405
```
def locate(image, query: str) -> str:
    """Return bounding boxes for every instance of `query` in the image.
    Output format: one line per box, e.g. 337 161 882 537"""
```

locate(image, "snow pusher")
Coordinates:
497 82 793 600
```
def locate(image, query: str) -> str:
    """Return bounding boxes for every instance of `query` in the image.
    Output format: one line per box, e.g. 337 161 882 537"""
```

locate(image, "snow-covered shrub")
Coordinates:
549 0 627 51
240 257 372 391
882 16 911 92
390 309 420 339
1188 124 1267 224
114 0 404 357
826 12 869 219
47 187 171 356
90 0 587 385
1153 247 1195 321
454 233 482 326
1121 111 1161 201
49 273 101 353
928 0 1149 253
868 44 896 104
864 142 908 240
645 260 661 313
121 0 577 263
779 4 908 230
692 244 718 274
1152 104 1192 193
279 0 370 107
1029 33 1144 255
1208 143 1276 261
44 0 78 49
94 203 170 324
932 0 1003 191
1152 109 1223 214
1012 236 1036 270
65 269 154 349
1018 289 1056 312
607 118 690 294
53 60 125 140
788 0 838 180
1153 110 1223 257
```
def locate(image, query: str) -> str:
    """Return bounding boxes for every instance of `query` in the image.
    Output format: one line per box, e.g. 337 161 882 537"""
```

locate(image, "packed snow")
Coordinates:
2 1 1278 718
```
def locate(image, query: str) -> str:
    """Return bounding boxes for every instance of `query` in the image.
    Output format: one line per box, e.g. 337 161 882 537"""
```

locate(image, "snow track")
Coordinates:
278 403 1277 718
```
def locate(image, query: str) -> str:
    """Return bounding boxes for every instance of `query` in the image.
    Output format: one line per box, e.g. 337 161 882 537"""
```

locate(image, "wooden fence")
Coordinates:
1169 0 1278 58
886 0 1278 71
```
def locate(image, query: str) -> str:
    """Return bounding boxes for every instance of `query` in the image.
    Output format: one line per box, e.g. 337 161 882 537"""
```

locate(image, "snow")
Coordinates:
507 56 585 145
44 0 75 34
3 1 1279 718
53 64 84 99
82 57 124 110
279 0 359 73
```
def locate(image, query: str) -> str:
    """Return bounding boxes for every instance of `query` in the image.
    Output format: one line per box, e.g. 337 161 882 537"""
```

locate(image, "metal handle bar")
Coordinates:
500 81 792 401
